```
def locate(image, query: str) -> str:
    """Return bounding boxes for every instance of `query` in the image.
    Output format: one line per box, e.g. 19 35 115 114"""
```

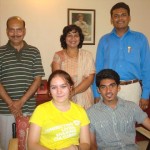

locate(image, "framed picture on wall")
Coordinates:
68 8 95 45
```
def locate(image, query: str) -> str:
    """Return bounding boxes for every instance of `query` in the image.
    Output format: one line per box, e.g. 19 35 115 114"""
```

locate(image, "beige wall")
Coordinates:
0 0 150 79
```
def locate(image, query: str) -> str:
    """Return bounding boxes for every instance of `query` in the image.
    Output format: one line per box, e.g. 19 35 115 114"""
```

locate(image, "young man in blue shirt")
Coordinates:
93 2 150 110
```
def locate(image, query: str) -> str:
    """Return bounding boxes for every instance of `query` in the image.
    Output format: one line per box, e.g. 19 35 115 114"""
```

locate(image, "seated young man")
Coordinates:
87 69 150 150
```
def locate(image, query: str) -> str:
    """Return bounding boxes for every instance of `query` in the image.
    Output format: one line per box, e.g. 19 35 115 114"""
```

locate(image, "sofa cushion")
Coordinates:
16 116 30 150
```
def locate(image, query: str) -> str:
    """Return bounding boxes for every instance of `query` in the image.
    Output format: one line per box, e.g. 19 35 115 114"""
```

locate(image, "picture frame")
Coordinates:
68 8 95 45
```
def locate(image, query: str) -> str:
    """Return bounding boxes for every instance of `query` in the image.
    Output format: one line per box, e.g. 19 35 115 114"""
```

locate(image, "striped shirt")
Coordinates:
0 41 45 114
87 97 147 150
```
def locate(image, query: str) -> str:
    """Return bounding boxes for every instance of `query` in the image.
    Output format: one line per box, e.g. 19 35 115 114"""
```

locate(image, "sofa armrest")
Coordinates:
8 138 18 150
136 127 150 139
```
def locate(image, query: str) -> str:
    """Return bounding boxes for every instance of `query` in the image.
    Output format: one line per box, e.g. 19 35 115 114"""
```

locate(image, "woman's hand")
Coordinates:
61 145 79 150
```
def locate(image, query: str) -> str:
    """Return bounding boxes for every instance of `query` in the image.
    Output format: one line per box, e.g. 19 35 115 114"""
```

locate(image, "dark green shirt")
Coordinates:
0 41 45 114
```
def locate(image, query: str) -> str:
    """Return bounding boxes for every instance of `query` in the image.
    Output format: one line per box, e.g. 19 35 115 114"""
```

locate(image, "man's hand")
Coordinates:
139 98 149 110
94 97 100 104
8 100 23 117
13 100 24 110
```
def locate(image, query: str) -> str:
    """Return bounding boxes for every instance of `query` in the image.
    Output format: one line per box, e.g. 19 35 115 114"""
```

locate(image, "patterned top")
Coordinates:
30 101 90 149
0 41 45 114
87 97 147 150
52 49 95 109
53 49 78 84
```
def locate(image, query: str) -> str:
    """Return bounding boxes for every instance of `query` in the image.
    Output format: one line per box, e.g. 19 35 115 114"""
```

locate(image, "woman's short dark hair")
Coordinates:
60 25 84 49
110 2 130 16
96 69 120 87
48 70 74 92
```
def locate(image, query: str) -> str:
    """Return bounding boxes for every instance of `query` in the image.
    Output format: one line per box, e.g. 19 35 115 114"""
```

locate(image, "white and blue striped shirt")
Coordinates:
87 97 147 150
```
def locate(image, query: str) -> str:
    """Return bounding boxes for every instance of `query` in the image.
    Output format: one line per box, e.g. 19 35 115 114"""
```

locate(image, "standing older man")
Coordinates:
93 2 150 110
0 16 45 150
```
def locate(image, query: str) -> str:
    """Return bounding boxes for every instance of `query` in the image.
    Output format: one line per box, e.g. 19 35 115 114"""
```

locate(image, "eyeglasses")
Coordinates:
7 28 24 34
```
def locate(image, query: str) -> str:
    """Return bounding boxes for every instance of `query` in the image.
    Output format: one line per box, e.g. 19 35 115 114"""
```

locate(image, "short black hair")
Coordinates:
96 69 120 87
60 24 84 49
110 2 130 16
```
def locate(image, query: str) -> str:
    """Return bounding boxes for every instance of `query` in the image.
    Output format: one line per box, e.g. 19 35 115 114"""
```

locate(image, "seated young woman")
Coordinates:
27 70 90 150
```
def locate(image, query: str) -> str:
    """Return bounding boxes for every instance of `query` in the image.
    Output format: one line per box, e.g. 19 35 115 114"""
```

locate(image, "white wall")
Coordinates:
0 0 150 79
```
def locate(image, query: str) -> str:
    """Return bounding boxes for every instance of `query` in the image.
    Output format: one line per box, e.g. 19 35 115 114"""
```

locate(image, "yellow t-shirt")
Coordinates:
29 101 90 149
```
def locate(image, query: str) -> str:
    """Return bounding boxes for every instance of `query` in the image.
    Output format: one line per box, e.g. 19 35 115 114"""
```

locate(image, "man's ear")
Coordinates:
129 16 131 22
110 17 113 24
97 88 101 94
24 27 26 36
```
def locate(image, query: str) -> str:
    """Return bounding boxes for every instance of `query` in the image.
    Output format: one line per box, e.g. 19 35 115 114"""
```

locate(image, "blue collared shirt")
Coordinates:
87 97 148 150
93 27 150 99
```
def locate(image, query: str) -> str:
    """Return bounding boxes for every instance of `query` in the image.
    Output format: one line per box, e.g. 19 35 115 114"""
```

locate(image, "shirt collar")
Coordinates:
98 97 125 110
7 40 28 52
111 27 131 37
